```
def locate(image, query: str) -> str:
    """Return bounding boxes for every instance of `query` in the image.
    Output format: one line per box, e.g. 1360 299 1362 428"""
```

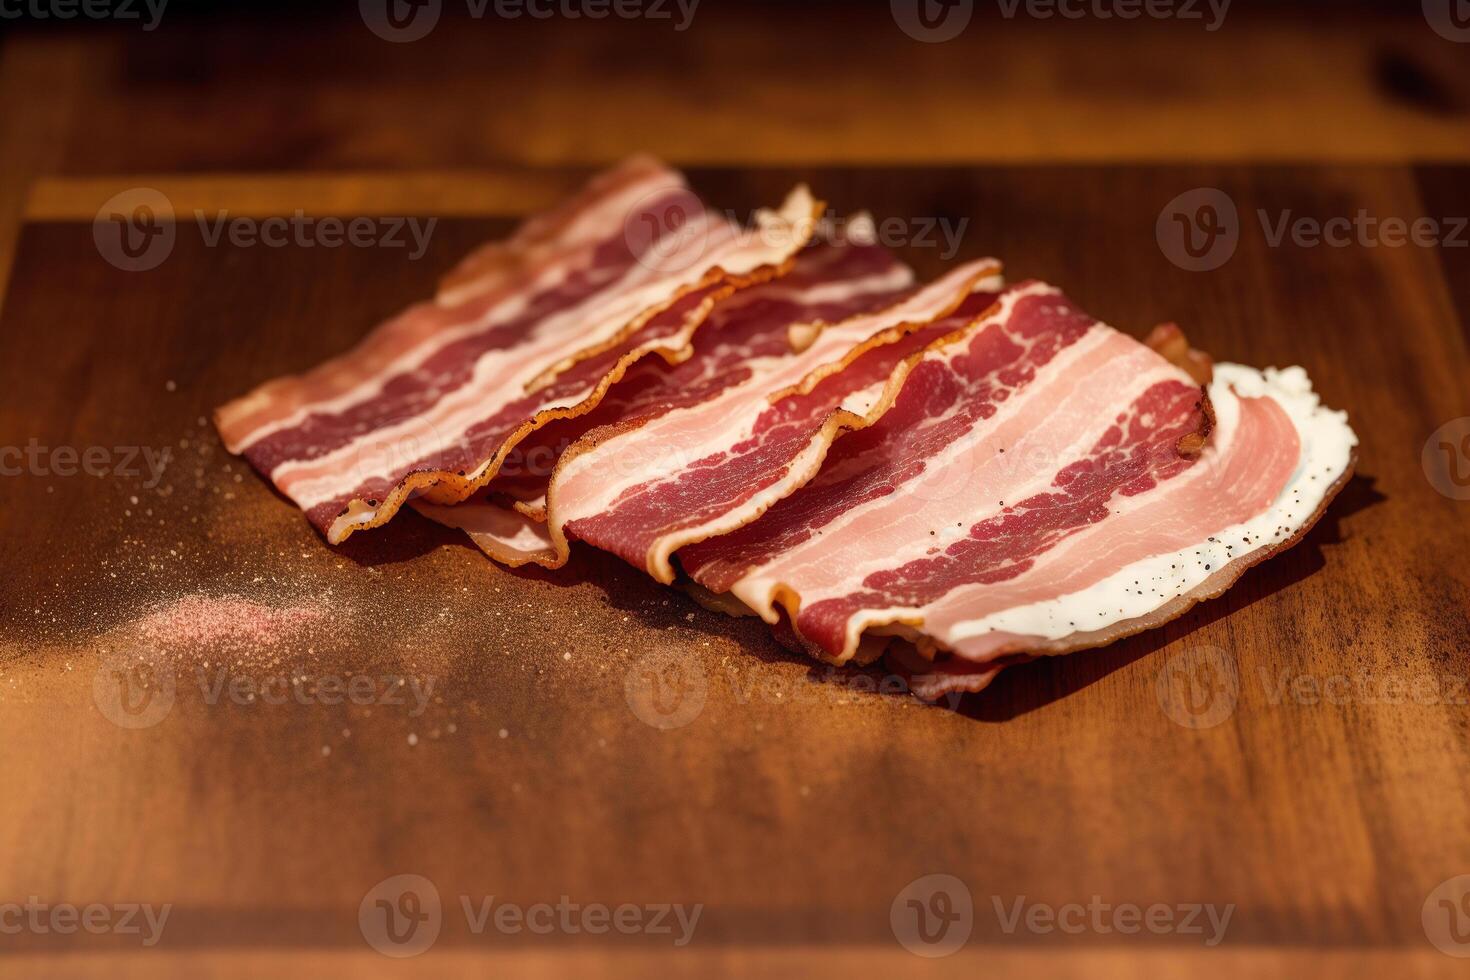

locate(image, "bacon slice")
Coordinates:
488 238 918 521
214 157 823 544
681 282 1357 692
419 249 1005 578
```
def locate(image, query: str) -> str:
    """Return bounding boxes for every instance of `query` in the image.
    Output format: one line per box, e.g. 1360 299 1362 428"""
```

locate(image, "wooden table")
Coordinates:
5 2 1470 974
2 162 1468 977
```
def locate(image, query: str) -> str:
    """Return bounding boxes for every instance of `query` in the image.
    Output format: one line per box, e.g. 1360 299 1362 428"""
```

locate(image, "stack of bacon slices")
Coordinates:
216 158 1358 699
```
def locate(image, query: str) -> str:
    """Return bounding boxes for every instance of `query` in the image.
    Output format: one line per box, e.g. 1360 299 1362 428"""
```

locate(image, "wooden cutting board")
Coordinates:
1 166 1468 978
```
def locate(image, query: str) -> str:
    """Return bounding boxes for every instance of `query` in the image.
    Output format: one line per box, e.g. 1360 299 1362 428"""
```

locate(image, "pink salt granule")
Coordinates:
131 594 324 650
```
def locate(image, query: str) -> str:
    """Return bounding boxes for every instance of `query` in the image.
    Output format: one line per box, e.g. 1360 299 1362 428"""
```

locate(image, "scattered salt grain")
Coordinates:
131 594 325 652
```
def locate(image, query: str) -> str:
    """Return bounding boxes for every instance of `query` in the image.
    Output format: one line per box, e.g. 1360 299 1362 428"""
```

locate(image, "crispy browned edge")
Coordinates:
299 191 827 544
529 261 1007 582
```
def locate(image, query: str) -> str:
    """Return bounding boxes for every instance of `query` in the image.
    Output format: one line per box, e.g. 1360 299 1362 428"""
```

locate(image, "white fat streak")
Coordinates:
793 263 1000 363
412 499 556 563
236 256 570 453
728 283 1085 616
733 340 1170 626
238 169 682 450
755 330 1129 593
276 202 811 509
827 356 1186 655
553 350 791 517
277 319 599 507
835 378 888 418
933 363 1356 650
555 263 995 523
245 181 808 467
539 171 688 254
646 428 838 583
757 263 917 307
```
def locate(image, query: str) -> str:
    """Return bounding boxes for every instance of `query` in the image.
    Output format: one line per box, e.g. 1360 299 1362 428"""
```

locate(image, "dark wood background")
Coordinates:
2 4 1469 977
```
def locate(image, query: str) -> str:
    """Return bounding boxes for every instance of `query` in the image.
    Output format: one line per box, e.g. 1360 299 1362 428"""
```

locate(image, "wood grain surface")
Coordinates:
2 163 1468 976
5 1 1470 316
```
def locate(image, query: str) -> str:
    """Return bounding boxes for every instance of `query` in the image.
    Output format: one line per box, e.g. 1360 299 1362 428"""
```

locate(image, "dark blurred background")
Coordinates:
2 0 1466 172
4 0 1466 304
